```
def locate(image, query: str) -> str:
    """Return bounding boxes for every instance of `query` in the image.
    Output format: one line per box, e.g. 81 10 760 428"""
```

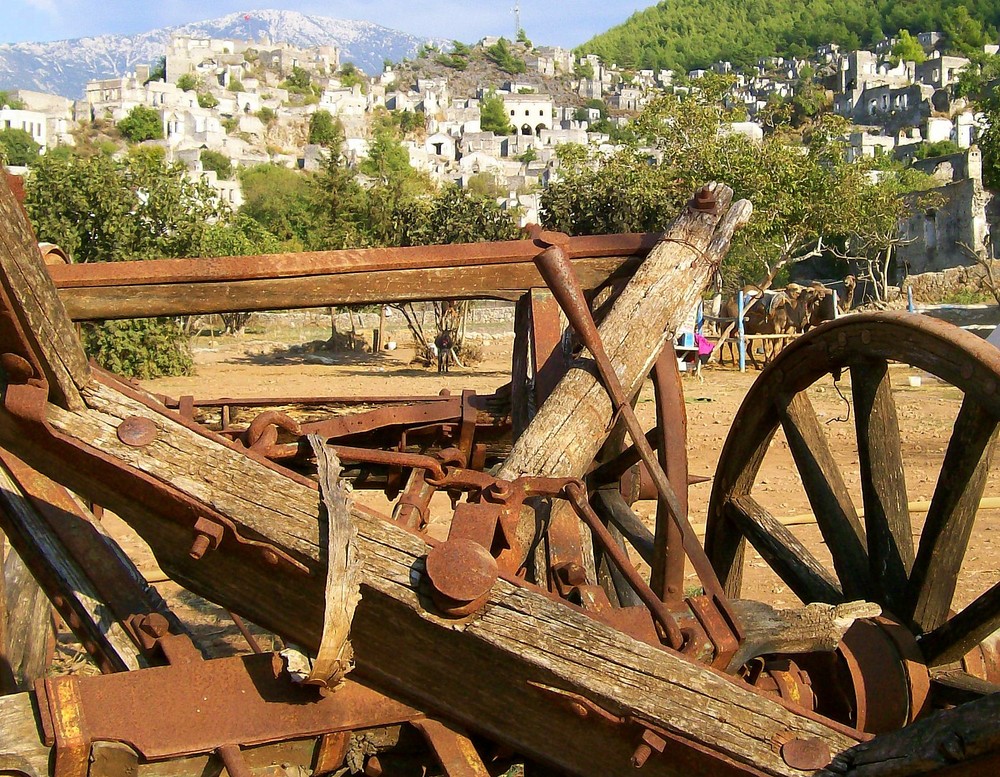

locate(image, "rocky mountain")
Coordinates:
0 9 446 99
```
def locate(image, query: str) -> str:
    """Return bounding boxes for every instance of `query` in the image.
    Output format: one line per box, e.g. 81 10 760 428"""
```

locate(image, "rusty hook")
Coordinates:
245 411 302 453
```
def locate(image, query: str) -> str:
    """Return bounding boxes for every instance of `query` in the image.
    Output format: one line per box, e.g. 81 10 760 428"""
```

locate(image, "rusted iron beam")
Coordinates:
48 234 658 321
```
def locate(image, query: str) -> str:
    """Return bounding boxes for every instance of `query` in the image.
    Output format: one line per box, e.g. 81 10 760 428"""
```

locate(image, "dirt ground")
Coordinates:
136 318 1000 620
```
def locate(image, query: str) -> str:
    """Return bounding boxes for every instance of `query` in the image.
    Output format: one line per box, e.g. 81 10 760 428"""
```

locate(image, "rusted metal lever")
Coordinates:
532 243 732 609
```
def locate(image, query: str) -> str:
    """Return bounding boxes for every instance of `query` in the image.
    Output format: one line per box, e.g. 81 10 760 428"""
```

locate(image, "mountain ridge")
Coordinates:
0 9 447 99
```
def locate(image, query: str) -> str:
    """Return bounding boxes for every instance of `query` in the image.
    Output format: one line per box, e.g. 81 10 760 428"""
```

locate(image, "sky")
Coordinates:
1 2 652 48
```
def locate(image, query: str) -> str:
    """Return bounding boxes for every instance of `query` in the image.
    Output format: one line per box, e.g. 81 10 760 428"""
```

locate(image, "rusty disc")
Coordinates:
425 538 498 605
116 416 158 447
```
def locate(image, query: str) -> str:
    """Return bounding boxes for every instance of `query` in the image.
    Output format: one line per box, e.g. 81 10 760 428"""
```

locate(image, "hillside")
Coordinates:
579 0 1000 73
0 9 447 99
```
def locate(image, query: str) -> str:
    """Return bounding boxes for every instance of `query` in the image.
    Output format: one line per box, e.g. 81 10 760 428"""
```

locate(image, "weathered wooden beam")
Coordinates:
496 185 752 571
48 236 655 320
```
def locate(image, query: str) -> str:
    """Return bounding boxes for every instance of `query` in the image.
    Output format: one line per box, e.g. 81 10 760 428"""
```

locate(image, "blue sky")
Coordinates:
1 2 651 47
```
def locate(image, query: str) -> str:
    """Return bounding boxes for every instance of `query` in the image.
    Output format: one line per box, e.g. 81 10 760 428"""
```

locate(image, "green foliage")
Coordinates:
891 30 926 64
541 95 923 288
256 106 277 124
200 149 233 179
82 319 193 379
396 110 424 134
281 65 312 92
238 164 316 249
146 57 166 83
574 60 595 80
308 110 344 147
942 5 991 55
117 105 163 142
466 172 506 199
338 63 367 91
437 41 473 70
228 79 245 93
0 90 26 109
197 92 219 109
485 38 527 74
176 73 198 92
516 29 533 48
519 147 538 164
0 128 40 166
578 0 1000 73
24 153 228 377
913 139 961 159
480 90 514 135
397 186 520 246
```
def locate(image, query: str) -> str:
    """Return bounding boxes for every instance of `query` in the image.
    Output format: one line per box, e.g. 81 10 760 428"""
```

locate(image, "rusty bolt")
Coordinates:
631 744 652 769
261 548 280 566
692 187 717 212
363 755 383 777
137 613 170 639
117 416 158 447
631 729 667 769
781 738 832 770
424 538 498 617
189 533 213 560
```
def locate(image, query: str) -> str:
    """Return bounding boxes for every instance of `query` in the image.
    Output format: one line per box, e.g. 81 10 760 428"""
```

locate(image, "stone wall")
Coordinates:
904 261 1000 302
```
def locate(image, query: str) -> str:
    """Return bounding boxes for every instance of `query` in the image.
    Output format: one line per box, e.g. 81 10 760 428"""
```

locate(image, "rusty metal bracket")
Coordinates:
34 653 419 777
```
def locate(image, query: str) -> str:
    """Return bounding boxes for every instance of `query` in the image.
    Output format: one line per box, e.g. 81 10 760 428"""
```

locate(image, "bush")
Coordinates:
83 318 193 379
117 105 163 142
176 73 198 91
200 149 233 179
0 128 40 166
197 92 219 109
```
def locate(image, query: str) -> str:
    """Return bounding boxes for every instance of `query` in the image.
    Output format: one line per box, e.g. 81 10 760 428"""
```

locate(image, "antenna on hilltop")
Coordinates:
512 2 522 39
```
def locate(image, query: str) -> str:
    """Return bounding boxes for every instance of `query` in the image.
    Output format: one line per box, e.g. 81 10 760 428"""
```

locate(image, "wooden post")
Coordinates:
737 290 746 373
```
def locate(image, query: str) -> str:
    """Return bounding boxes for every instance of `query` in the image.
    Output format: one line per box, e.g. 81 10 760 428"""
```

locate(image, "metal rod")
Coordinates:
565 483 685 650
533 246 729 605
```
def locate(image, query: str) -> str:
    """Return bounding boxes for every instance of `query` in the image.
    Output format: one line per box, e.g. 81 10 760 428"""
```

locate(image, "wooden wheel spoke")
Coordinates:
725 495 843 605
851 357 913 613
905 397 998 631
918 579 1000 667
776 390 871 600
929 668 1000 707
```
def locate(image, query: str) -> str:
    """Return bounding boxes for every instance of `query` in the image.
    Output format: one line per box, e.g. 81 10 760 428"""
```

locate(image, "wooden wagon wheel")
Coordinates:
705 311 1000 725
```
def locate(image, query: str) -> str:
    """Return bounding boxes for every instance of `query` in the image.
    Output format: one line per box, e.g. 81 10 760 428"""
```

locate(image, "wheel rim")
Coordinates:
706 312 1000 685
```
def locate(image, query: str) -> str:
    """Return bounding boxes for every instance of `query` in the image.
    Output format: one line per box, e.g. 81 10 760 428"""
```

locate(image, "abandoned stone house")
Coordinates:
501 94 554 136
897 147 992 275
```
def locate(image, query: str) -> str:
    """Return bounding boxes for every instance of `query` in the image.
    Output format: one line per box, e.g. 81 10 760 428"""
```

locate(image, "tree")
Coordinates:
308 110 344 147
197 92 219 109
117 105 163 142
200 149 233 179
485 38 527 74
238 164 317 249
0 128 40 166
480 90 514 135
541 95 929 291
891 30 926 64
176 73 198 92
942 5 990 55
337 63 366 91
146 57 166 83
23 153 228 377
281 65 312 92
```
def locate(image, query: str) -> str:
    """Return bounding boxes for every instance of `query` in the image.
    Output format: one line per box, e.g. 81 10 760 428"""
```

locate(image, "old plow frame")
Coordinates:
1 174 999 777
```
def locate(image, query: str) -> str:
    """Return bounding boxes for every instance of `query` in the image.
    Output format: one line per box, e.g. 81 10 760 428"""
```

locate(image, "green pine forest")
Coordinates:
578 0 1000 72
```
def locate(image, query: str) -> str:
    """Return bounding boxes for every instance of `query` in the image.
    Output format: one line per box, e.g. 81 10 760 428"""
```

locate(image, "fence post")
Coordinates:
907 286 915 313
737 290 746 373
